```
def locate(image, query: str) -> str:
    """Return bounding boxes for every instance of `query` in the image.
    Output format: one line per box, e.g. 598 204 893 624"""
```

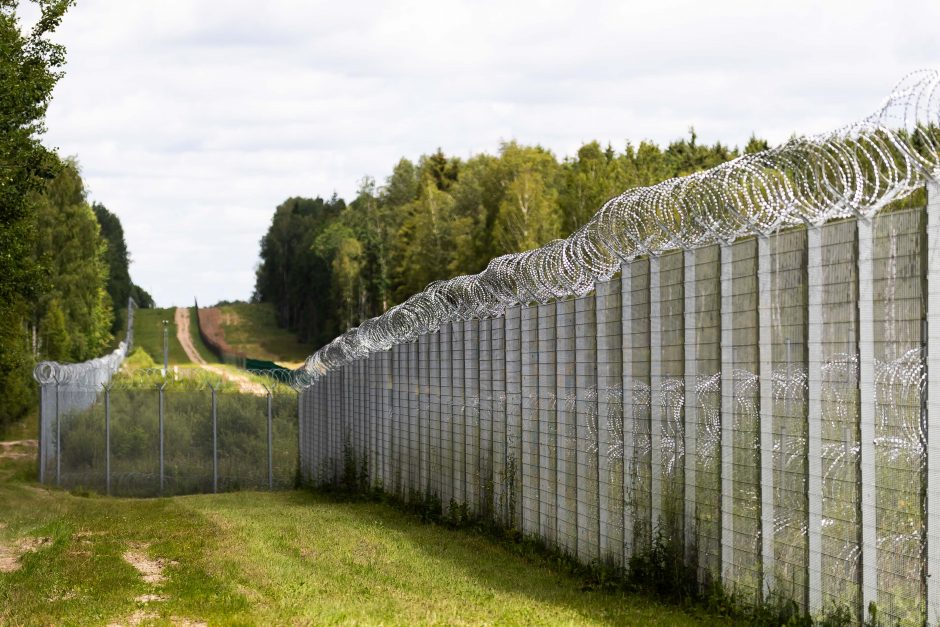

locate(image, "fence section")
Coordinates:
300 192 940 625
37 382 298 497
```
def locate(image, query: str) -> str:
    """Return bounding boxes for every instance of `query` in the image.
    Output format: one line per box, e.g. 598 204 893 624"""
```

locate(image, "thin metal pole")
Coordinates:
159 383 166 495
38 385 44 483
267 390 274 490
55 381 61 488
162 319 169 376
212 387 218 493
105 387 111 496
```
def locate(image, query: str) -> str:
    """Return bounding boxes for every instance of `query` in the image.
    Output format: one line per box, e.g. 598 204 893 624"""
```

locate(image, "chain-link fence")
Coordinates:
296 71 940 626
36 373 298 497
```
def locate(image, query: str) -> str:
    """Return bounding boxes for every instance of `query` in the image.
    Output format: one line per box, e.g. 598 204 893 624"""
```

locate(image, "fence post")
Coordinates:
55 378 61 488
649 255 663 537
857 217 878 622
38 384 44 483
159 382 166 495
684 249 698 570
621 262 635 564
925 177 940 627
720 243 733 585
267 386 274 491
806 226 825 614
757 236 775 600
105 385 111 496
212 385 218 494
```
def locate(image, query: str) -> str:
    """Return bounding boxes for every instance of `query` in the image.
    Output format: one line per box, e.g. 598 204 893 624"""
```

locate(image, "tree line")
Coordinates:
254 134 770 348
1 1 152 431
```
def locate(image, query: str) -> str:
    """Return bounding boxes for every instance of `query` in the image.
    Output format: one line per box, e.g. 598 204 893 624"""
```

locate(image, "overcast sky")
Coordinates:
32 0 939 307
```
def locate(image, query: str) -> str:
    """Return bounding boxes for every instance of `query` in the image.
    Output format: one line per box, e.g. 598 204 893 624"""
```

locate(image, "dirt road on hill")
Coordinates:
174 307 206 365
174 308 266 395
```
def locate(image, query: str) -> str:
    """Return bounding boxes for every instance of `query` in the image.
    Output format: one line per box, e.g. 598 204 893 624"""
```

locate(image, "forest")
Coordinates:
253 134 769 349
0 1 151 431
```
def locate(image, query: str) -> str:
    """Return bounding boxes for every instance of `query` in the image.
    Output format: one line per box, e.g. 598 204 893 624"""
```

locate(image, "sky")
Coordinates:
28 0 940 307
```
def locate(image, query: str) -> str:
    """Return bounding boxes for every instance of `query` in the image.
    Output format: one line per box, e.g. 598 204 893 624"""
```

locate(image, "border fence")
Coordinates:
32 296 300 497
34 374 298 497
297 72 940 625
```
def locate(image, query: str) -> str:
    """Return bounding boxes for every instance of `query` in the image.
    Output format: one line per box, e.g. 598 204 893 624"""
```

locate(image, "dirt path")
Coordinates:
174 308 267 396
174 307 207 365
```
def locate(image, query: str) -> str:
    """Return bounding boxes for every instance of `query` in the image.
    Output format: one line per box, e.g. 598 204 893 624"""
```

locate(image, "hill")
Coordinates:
133 307 214 366
206 302 316 367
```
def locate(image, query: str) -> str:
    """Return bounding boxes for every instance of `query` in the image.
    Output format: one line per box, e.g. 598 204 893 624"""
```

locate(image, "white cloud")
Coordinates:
37 0 940 306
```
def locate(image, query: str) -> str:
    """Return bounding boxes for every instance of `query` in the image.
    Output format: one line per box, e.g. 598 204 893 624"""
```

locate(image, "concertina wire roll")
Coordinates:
308 70 938 381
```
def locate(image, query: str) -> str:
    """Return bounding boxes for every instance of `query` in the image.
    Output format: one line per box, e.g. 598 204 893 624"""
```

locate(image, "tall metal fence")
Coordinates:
36 376 298 497
297 72 940 626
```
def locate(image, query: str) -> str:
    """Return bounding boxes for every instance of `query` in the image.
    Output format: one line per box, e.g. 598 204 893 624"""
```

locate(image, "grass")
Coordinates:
215 302 316 366
133 308 215 366
187 306 215 363
0 447 724 625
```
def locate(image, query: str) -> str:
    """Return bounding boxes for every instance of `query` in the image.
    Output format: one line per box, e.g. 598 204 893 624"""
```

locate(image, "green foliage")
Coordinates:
132 308 191 365
92 202 154 327
254 133 751 347
213 302 316 364
253 196 345 346
38 298 69 360
33 159 114 360
0 0 72 430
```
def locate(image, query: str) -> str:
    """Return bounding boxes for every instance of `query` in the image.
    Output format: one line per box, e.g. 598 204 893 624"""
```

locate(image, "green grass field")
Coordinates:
215 303 316 366
132 308 214 366
0 446 725 626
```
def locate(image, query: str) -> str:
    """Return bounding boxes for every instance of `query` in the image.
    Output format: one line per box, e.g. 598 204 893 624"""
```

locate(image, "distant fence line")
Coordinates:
35 370 298 497
298 72 940 627
33 297 138 484
193 299 246 368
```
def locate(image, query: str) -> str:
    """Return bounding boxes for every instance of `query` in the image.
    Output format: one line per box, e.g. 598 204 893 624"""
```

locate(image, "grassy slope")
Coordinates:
0 453 725 626
215 303 316 366
133 308 214 366
187 306 215 363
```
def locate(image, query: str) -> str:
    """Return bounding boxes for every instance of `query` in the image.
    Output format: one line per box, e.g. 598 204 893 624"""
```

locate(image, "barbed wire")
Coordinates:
33 297 139 387
304 70 940 382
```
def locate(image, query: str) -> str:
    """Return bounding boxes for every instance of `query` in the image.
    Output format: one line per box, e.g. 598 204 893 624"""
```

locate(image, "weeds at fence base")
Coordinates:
313 446 891 627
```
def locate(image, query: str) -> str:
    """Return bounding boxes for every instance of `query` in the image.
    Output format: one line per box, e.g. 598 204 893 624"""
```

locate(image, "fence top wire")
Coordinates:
300 70 940 384
33 297 139 388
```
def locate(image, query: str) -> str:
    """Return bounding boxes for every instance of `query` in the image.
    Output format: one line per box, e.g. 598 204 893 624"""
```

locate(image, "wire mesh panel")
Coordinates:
768 227 811 609
429 330 442 503
596 277 624 565
217 391 268 491
556 298 578 556
452 320 466 508
521 304 540 535
505 305 523 529
871 207 926 625
480 318 494 518
108 389 158 496
659 250 686 545
419 333 431 495
491 315 509 524
440 323 454 510
391 353 400 494
811 221 861 617
272 390 298 488
163 391 213 495
409 341 420 500
465 320 481 516
537 302 558 546
626 258 653 554
690 244 722 581
57 387 106 492
723 238 763 599
575 292 599 562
